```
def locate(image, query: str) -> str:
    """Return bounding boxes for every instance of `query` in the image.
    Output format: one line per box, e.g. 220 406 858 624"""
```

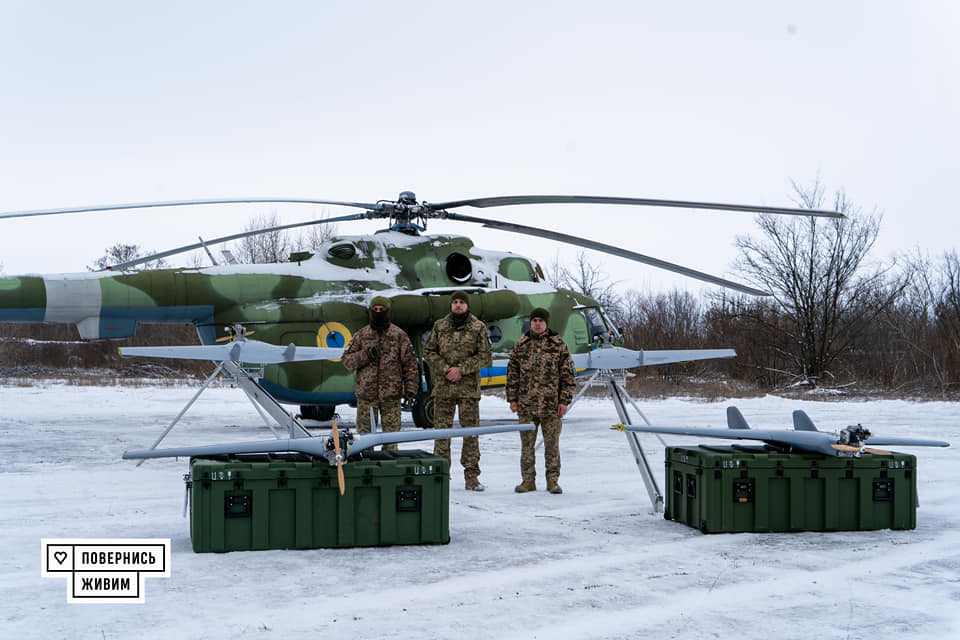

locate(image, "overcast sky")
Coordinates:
0 1 956 296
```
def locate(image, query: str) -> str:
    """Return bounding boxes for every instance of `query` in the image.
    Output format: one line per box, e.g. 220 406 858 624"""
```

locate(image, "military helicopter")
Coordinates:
0 191 842 426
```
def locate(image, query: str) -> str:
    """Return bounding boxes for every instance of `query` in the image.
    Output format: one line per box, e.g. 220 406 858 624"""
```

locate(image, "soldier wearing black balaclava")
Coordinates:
342 296 419 449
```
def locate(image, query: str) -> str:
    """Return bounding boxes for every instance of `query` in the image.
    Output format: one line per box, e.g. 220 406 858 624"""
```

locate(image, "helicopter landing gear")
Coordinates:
412 391 434 429
300 405 336 421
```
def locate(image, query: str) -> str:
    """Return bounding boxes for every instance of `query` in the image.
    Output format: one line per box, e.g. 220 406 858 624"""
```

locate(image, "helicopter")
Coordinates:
0 191 843 426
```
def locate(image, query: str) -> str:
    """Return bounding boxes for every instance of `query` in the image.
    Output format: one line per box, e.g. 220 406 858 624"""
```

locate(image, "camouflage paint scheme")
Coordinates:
0 231 614 410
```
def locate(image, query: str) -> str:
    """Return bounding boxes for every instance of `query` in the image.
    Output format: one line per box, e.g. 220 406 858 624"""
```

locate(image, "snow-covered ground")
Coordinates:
1 383 957 639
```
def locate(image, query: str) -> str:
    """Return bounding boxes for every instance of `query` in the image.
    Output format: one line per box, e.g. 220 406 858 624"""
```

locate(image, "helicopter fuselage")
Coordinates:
0 232 617 411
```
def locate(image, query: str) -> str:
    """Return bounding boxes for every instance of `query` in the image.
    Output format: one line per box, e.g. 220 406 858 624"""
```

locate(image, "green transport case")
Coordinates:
187 450 450 552
664 445 917 534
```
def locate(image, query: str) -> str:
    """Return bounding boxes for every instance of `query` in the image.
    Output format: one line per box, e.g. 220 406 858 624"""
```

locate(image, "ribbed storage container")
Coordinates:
665 446 917 533
188 450 449 552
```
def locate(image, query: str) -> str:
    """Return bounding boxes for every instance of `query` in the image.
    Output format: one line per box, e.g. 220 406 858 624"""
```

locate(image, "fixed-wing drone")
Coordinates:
614 406 951 457
0 191 842 426
124 418 534 495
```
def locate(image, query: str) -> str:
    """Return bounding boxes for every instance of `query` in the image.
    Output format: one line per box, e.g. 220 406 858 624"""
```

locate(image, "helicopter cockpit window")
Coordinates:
582 307 610 344
445 252 473 283
328 243 357 260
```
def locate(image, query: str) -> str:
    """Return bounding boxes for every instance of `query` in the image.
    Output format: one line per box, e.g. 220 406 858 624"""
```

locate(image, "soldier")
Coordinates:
423 291 493 491
506 307 576 494
341 296 419 451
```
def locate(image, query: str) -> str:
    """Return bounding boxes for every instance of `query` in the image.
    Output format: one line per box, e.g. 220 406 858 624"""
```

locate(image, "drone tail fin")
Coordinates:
792 410 818 431
726 406 750 430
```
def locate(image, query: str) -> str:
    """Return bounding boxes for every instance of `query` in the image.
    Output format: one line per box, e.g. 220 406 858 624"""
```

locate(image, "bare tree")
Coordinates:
232 213 291 264
88 243 168 271
549 251 622 312
618 289 704 349
886 250 960 394
734 179 901 387
231 211 340 264
294 220 339 251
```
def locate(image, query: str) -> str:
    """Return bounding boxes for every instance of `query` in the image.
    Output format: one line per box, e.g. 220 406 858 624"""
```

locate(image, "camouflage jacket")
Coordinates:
341 323 420 402
423 313 492 399
506 329 577 417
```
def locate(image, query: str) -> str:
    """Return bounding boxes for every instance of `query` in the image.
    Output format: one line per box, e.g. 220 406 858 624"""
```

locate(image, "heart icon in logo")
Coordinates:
54 551 68 565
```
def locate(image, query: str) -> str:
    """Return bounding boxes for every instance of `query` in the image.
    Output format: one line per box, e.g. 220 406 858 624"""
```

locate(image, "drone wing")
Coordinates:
615 424 845 456
123 437 331 460
858 435 950 448
347 424 535 457
120 340 344 363
572 347 736 369
617 424 950 457
491 347 736 370
124 424 535 462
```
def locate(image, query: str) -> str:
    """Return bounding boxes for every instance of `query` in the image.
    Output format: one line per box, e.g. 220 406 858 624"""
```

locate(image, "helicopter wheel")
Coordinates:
412 391 434 429
300 405 336 421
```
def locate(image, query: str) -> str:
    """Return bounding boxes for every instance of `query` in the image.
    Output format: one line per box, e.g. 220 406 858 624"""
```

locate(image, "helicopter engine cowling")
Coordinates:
390 290 520 326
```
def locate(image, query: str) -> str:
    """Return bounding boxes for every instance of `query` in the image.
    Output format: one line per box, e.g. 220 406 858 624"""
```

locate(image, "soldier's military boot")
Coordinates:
514 480 537 493
465 479 486 492
547 480 563 494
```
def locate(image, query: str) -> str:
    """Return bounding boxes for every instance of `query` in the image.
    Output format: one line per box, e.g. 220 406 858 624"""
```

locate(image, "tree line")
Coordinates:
558 181 960 398
3 182 956 398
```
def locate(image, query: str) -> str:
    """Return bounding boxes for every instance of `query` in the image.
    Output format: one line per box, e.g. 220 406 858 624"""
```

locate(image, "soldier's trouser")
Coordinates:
518 414 562 484
433 397 481 482
356 397 402 451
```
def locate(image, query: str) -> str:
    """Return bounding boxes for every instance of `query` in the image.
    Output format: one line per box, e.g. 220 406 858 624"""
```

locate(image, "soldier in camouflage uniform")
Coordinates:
506 307 576 494
342 296 420 451
423 291 493 491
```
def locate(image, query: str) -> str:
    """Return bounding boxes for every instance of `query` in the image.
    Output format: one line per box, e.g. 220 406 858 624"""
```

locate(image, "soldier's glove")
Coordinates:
402 393 416 410
366 345 381 361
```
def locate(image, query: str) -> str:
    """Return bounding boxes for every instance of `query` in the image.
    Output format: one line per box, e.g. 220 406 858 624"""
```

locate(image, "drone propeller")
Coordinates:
1 190 845 293
331 417 345 496
215 325 255 342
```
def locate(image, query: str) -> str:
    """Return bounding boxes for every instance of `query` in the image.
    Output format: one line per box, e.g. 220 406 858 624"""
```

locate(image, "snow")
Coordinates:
1 384 958 639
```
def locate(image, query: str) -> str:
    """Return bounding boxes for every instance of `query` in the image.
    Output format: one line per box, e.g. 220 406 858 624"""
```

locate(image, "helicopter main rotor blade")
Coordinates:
105 212 371 270
445 212 770 296
0 197 381 220
428 195 844 219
